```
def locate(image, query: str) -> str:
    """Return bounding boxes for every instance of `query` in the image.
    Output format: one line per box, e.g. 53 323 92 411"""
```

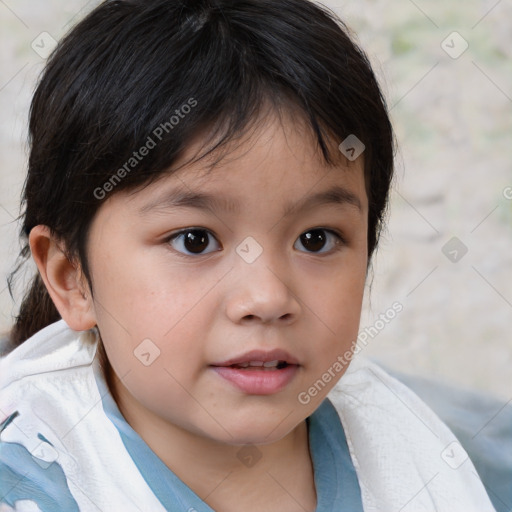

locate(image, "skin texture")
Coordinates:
30 113 368 512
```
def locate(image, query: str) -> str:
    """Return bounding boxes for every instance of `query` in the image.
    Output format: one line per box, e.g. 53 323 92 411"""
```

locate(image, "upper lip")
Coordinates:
211 349 300 367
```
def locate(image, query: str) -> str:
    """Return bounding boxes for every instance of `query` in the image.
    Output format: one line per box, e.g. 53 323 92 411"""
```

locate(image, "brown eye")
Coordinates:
168 229 220 255
294 229 344 254
300 230 326 251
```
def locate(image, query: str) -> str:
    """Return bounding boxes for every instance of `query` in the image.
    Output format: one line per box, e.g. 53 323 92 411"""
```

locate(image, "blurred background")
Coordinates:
0 0 511 399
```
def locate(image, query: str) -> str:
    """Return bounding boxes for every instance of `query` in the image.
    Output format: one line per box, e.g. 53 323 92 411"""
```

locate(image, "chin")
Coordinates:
218 419 300 447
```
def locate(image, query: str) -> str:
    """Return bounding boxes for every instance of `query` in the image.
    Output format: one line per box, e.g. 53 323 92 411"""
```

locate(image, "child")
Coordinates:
0 0 497 510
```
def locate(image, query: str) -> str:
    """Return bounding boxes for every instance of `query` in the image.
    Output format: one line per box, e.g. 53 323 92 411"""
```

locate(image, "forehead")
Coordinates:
112 111 368 222
130 112 367 213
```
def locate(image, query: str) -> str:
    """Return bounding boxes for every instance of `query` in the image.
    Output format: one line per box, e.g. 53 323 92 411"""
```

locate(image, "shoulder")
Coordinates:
0 320 100 438
383 363 512 512
0 320 97 389
0 321 98 511
329 357 510 512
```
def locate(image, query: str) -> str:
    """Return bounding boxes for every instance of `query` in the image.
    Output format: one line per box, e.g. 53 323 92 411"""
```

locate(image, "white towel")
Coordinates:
330 357 496 511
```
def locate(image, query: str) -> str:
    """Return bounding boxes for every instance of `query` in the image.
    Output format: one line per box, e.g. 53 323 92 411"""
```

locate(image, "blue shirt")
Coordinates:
0 365 364 511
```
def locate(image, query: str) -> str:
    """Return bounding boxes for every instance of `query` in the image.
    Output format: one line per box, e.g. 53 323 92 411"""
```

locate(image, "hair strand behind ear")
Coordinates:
9 273 61 347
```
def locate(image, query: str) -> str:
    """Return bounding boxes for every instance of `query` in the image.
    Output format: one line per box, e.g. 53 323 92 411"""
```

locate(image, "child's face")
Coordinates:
86 113 368 445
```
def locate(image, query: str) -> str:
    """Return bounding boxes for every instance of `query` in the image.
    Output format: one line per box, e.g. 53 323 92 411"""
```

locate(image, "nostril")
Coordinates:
241 313 293 323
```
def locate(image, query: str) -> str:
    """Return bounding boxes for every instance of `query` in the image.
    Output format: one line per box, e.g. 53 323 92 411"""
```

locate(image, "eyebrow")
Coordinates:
139 184 363 217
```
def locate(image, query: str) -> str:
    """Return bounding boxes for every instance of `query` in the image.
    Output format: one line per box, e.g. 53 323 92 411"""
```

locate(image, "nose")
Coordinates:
224 250 302 326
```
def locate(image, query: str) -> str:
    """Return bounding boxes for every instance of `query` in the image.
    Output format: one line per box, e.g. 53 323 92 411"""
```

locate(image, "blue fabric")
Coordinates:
98 372 364 511
0 421 79 511
308 399 364 510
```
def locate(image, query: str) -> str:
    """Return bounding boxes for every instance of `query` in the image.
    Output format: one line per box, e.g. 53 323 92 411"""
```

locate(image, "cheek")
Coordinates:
304 255 367 366
91 249 196 334
91 252 219 380
328 269 366 333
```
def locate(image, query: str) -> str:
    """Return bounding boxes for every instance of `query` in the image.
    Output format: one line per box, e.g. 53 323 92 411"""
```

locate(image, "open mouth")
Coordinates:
228 360 290 370
209 349 299 394
210 357 299 394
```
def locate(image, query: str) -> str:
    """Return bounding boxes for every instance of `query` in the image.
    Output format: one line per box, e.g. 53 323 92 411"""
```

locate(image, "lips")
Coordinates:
210 349 300 368
210 349 300 395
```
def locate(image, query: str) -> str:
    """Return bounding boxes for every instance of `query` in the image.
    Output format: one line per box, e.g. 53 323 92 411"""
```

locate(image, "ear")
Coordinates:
29 225 97 331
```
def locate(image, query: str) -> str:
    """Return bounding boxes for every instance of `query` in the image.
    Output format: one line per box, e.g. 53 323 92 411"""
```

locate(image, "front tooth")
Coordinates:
238 362 250 368
263 360 279 367
248 361 265 366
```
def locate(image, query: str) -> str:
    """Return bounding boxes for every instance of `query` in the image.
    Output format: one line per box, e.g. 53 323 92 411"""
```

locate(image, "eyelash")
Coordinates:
164 227 347 258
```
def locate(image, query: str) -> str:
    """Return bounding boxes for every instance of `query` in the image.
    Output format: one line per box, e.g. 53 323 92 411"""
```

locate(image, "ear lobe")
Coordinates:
29 225 97 331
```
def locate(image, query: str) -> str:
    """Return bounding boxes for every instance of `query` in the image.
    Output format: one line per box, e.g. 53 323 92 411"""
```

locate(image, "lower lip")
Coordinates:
210 365 299 395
